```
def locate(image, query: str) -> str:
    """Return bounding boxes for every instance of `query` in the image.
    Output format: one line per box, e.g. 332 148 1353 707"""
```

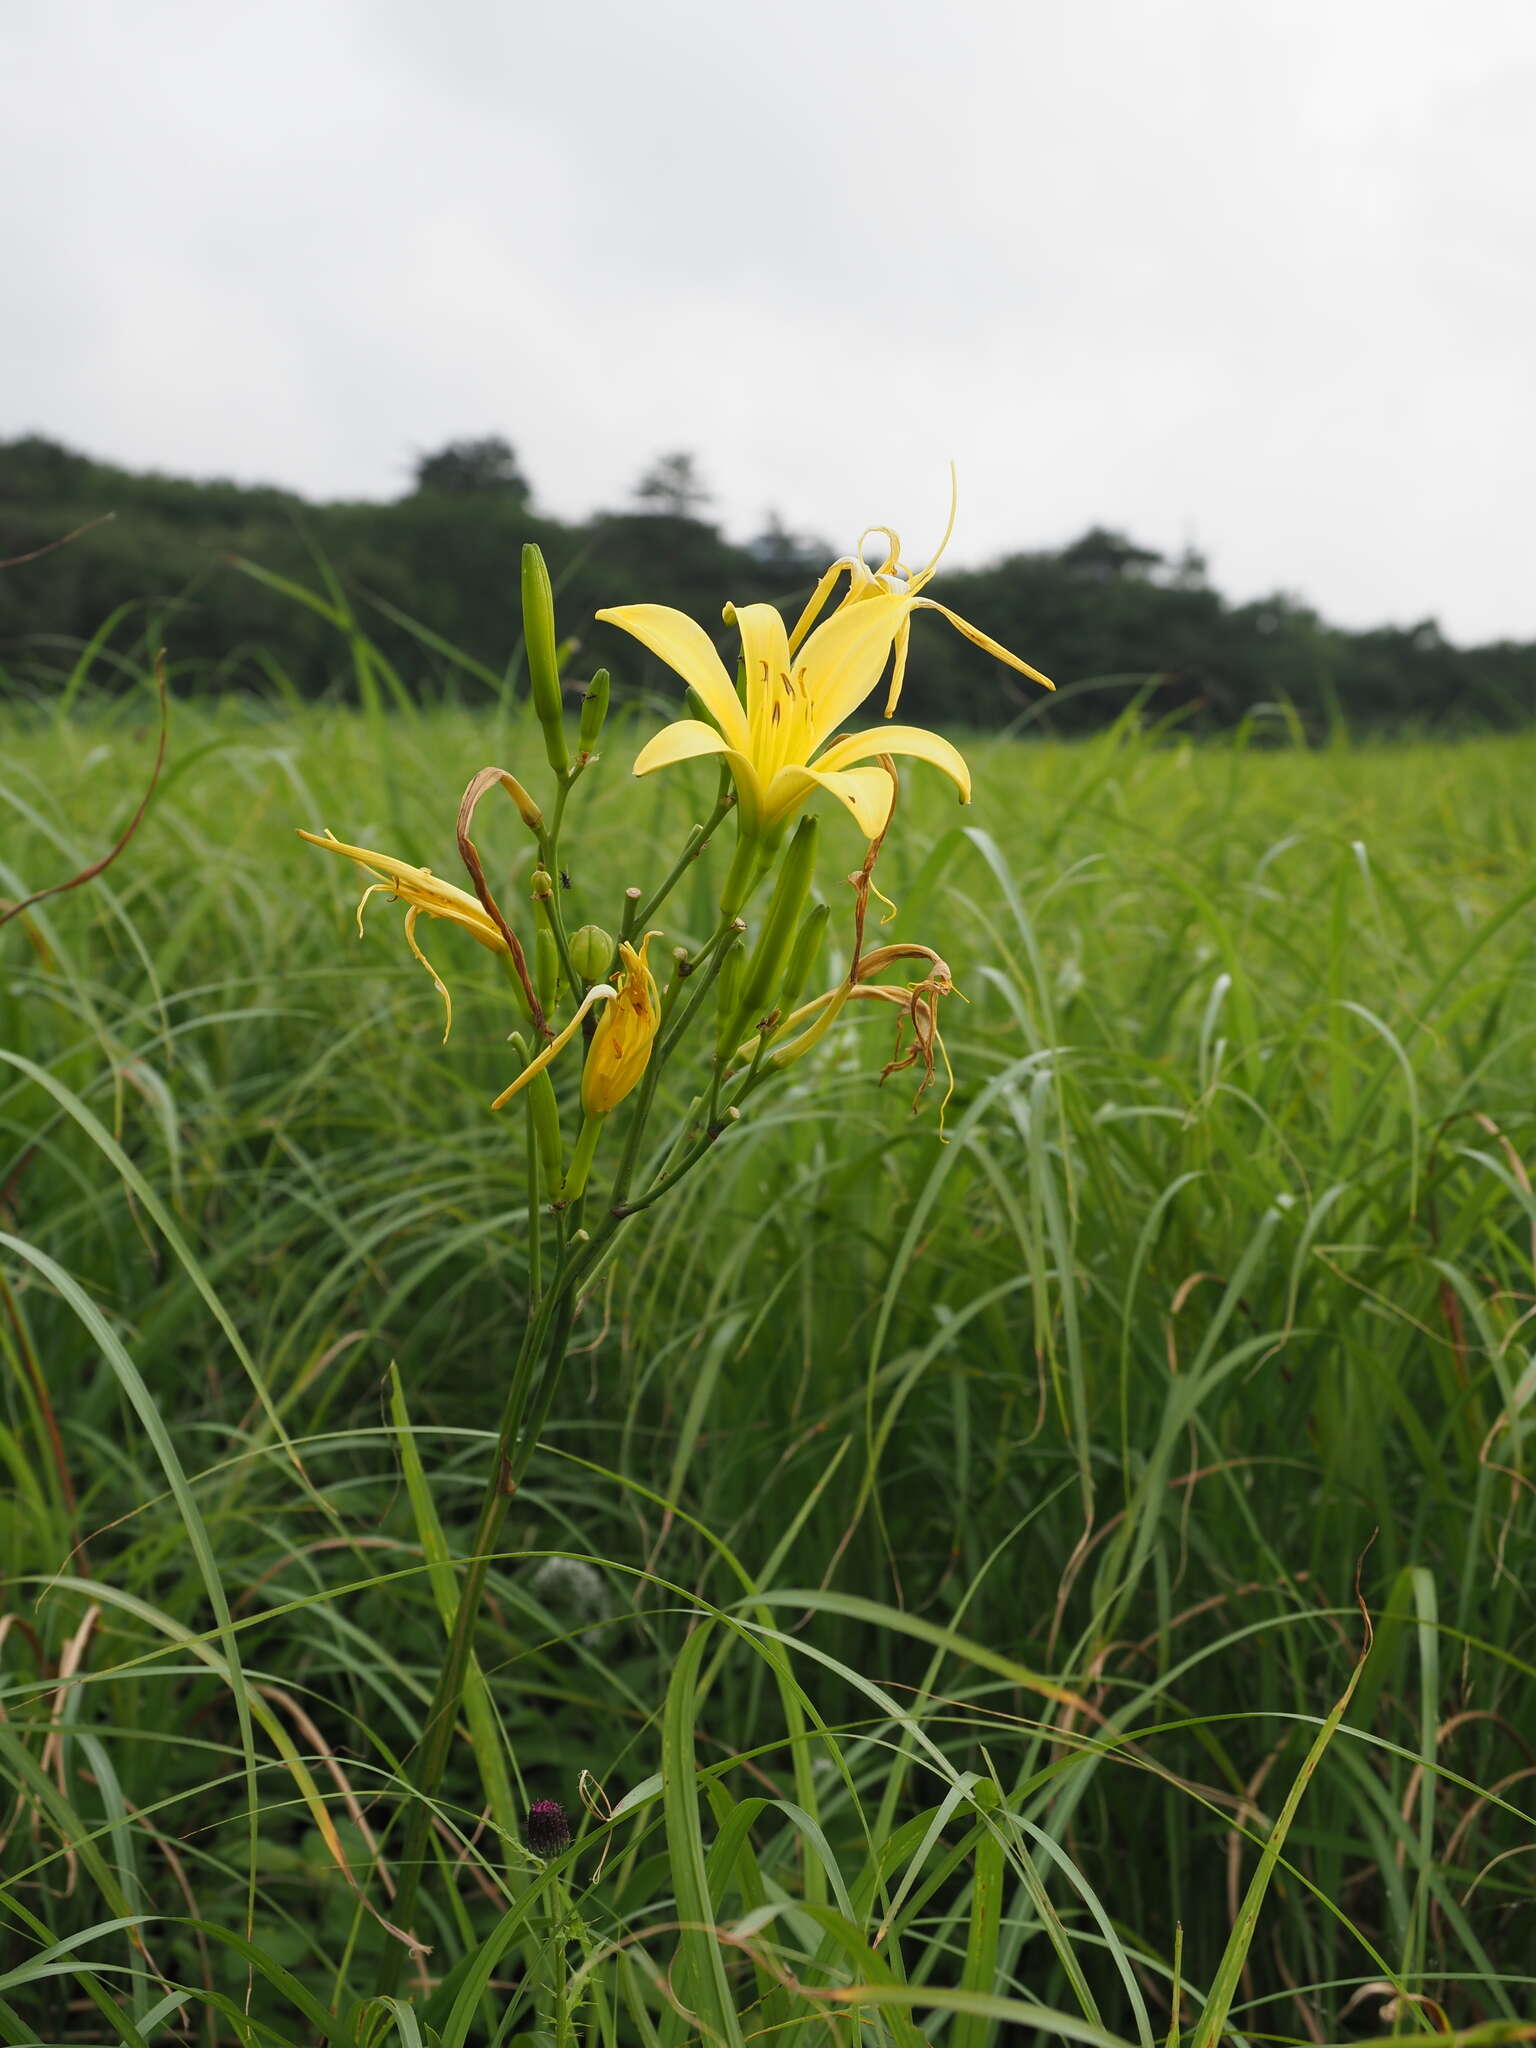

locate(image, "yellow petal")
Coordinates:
905 463 959 595
910 598 1055 690
786 556 856 656
765 761 896 840
811 723 972 804
631 720 768 833
724 601 791 759
490 983 615 1112
297 829 507 951
796 590 911 748
402 905 453 1043
632 717 732 774
596 603 752 749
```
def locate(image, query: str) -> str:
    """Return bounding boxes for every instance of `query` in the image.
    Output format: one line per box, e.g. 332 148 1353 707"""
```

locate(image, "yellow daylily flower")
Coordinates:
598 479 1052 841
581 932 662 1114
297 828 509 1039
490 933 662 1116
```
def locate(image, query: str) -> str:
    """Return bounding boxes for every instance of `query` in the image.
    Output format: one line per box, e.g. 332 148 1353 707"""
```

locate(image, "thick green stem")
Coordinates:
378 1244 592 1990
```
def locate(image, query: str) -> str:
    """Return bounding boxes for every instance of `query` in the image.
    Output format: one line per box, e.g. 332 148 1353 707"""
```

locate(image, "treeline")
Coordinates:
3 432 1533 731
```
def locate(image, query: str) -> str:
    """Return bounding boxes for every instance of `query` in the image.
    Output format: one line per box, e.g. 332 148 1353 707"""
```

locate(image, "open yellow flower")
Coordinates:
598 480 1052 840
297 828 508 1039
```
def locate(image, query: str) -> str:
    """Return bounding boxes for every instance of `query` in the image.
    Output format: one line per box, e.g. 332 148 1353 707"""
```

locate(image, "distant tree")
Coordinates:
1167 545 1209 590
744 510 830 577
411 436 529 500
632 451 711 519
0 434 100 502
1058 527 1164 581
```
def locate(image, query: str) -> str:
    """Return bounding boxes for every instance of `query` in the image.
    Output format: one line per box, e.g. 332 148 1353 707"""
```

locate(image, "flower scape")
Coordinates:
295 490 1051 1958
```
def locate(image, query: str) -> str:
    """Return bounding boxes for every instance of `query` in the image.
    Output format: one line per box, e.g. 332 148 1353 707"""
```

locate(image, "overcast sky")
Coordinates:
7 0 1535 643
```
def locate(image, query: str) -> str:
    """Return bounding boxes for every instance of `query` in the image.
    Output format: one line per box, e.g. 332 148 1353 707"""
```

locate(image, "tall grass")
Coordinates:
2 671 1534 2045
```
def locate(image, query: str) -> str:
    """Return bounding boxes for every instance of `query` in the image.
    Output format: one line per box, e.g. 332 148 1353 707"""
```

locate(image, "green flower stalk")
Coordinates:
300 481 998 1994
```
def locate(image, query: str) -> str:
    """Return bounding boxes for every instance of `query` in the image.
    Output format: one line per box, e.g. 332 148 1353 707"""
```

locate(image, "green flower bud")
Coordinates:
713 930 748 1061
521 543 569 777
577 669 609 764
569 922 615 984
779 899 829 1016
736 814 818 1034
535 923 559 1014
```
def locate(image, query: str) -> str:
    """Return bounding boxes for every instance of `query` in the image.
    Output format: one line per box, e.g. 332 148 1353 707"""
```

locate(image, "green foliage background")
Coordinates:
2 640 1534 2040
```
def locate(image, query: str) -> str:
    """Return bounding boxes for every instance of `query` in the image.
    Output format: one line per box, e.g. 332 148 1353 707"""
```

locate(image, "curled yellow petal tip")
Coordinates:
491 983 616 1112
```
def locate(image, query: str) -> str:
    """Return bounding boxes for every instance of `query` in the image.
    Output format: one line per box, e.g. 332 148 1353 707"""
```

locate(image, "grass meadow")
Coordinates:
2 668 1535 2045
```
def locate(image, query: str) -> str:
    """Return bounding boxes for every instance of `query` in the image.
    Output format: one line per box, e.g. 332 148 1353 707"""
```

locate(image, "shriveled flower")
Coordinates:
730 941 963 1127
599 479 1051 841
581 933 661 1114
297 827 509 1040
490 933 661 1116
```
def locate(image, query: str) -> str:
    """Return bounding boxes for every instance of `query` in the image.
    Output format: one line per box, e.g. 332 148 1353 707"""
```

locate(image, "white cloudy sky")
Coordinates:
7 0 1535 643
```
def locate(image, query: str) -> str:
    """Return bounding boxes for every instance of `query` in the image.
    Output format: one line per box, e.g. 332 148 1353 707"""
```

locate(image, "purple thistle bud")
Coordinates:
526 1797 571 1858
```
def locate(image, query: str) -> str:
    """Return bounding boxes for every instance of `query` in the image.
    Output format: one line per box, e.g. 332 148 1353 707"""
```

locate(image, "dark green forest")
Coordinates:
4 432 1533 730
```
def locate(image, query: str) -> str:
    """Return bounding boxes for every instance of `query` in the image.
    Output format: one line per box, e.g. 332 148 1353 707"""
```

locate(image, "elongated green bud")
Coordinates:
530 865 560 1009
535 924 559 1013
713 932 748 1060
569 922 615 984
521 543 569 776
779 899 829 1016
577 669 609 764
509 1031 564 1200
737 815 818 1032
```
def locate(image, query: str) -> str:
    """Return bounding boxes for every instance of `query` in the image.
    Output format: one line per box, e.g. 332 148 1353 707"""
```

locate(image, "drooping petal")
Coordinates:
810 722 972 804
795 590 911 749
883 613 912 717
595 603 752 749
402 905 453 1043
490 982 617 1112
631 719 769 832
910 598 1055 690
765 761 897 840
297 829 508 952
723 601 792 760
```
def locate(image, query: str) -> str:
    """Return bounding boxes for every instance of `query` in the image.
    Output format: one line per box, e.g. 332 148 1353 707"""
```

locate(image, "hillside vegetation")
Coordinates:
5 432 1536 730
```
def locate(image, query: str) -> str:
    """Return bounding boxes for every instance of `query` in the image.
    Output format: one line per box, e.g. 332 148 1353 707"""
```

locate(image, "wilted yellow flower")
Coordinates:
491 933 661 1116
297 828 508 1039
598 479 1051 841
581 934 661 1114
